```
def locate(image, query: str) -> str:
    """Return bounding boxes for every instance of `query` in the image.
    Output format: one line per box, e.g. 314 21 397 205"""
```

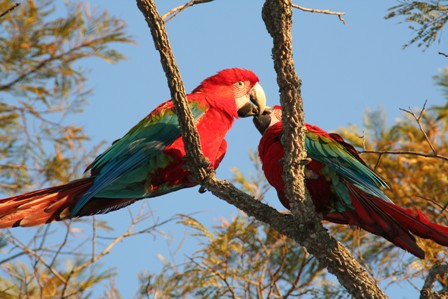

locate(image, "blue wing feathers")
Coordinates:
71 103 206 216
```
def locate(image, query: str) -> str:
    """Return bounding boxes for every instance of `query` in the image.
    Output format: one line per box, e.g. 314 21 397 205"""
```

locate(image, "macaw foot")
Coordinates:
280 157 312 168
182 155 215 193
299 157 312 165
197 166 216 194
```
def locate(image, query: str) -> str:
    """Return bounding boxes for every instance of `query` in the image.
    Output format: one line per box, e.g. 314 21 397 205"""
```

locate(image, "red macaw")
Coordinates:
0 68 266 228
254 105 448 258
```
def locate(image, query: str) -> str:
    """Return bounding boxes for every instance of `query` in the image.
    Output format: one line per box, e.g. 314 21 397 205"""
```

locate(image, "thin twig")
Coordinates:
438 51 448 57
292 4 346 24
188 256 239 299
361 150 448 162
0 36 112 92
137 0 212 185
138 0 386 297
373 153 383 171
49 222 71 269
0 231 68 284
284 250 310 298
399 100 438 155
263 0 386 298
0 2 19 18
162 0 213 23
92 215 97 262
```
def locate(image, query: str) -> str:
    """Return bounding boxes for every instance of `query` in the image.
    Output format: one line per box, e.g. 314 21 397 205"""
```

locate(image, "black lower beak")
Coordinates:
238 102 259 117
253 109 273 134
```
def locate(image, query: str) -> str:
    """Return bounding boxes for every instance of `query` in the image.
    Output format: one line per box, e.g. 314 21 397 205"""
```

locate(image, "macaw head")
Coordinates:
253 105 282 134
193 68 267 118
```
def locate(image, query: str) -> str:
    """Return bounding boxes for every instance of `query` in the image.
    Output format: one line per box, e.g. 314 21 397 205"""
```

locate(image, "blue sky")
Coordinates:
11 1 448 298
86 1 446 298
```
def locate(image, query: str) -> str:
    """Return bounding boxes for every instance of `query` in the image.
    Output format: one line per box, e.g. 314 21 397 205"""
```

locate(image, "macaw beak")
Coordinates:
237 82 267 117
253 106 273 135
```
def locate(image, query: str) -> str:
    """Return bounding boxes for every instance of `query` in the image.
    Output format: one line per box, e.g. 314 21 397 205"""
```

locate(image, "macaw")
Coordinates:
0 68 267 228
254 105 448 259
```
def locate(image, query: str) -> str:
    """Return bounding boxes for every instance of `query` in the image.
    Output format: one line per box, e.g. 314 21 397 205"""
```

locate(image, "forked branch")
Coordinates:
420 263 448 299
262 0 386 298
137 0 387 298
292 3 346 24
399 100 437 155
162 0 214 22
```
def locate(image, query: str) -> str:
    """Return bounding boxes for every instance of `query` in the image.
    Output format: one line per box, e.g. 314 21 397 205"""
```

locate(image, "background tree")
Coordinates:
138 1 448 298
0 1 176 298
139 70 448 299
385 0 448 50
1 0 448 298
140 89 448 296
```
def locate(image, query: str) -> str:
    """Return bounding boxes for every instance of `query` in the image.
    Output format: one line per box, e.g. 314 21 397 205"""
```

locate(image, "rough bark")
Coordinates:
262 0 388 298
136 0 388 298
420 263 448 299
136 0 212 183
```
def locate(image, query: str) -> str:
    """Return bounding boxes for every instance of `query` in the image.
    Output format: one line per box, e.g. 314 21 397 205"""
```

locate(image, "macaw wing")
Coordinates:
71 102 207 216
304 129 392 203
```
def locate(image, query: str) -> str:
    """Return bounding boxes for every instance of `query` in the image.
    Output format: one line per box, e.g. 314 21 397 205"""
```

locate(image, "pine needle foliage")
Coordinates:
142 69 448 298
0 0 133 194
385 0 448 49
0 1 136 298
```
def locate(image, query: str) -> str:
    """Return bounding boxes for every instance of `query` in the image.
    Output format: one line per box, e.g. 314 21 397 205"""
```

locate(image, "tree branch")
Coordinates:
399 100 438 155
262 0 387 298
0 37 115 92
162 0 214 23
0 2 19 19
420 263 448 299
361 150 448 162
137 0 387 297
136 0 212 184
292 3 346 24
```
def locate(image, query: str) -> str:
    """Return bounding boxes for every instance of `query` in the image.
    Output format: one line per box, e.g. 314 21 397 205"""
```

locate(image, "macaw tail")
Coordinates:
0 178 94 228
326 185 448 259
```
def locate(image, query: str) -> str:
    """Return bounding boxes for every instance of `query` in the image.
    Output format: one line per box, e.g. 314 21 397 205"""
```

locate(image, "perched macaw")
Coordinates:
0 68 266 228
254 105 448 259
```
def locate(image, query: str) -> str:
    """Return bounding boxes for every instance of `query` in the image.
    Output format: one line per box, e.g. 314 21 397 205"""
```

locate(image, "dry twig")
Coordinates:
399 100 438 155
137 0 386 297
262 0 386 298
361 150 448 162
363 101 448 165
292 3 346 24
0 2 19 19
162 0 213 22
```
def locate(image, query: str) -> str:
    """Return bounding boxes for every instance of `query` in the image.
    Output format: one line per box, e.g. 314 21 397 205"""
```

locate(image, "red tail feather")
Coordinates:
373 198 448 247
0 178 93 228
327 184 448 258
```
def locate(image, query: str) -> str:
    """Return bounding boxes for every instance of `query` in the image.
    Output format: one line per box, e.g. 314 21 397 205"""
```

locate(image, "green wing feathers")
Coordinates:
71 102 207 216
304 125 391 203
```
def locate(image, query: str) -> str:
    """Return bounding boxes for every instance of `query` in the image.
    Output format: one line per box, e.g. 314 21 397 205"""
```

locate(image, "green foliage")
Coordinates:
143 214 344 299
0 258 113 299
0 0 132 194
338 103 448 285
140 155 345 298
143 77 448 297
385 0 448 49
230 150 270 198
0 1 138 298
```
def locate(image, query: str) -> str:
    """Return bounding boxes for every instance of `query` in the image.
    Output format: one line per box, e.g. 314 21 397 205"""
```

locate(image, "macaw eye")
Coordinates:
234 81 245 89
